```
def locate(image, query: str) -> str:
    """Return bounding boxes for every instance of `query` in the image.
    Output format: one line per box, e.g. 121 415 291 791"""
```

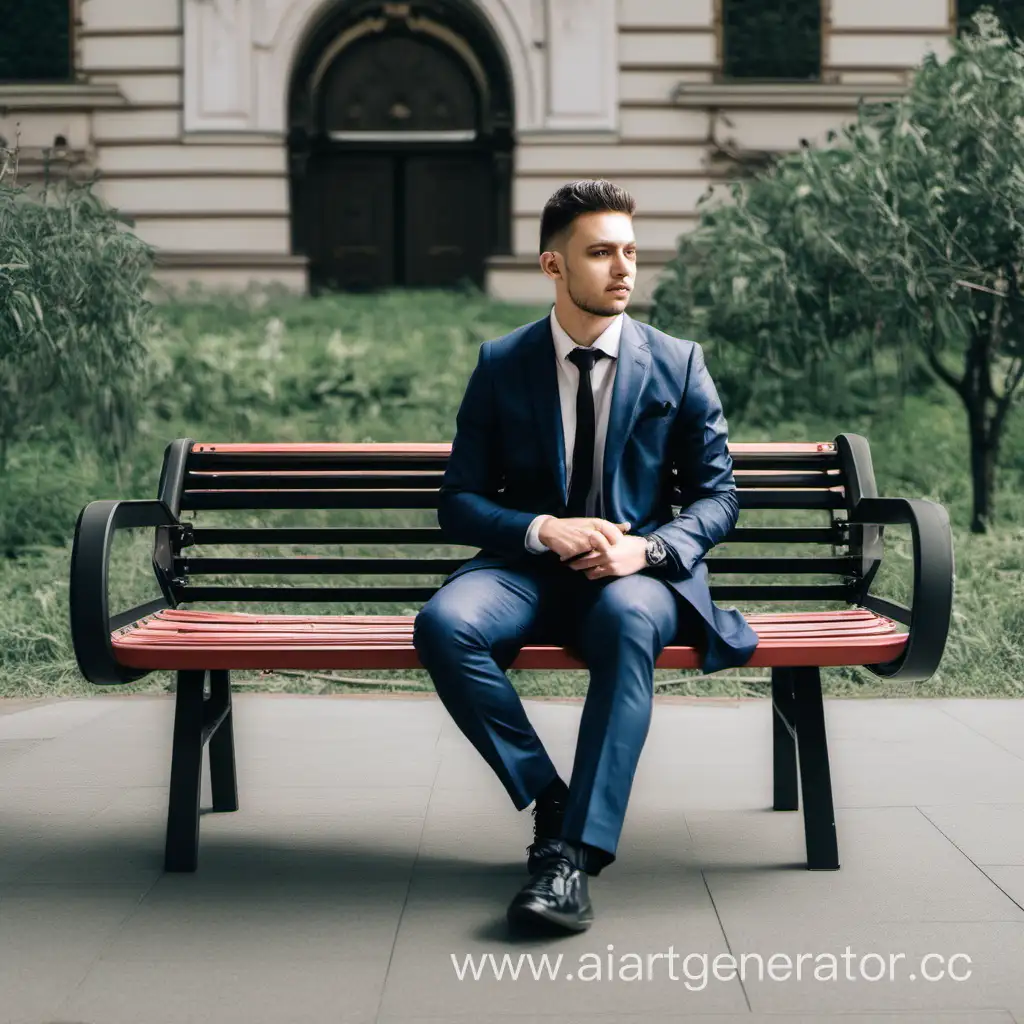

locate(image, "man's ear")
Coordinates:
539 250 563 280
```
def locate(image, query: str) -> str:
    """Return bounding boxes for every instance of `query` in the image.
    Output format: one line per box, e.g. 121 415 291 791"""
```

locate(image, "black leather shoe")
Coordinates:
526 837 563 874
526 785 567 874
507 855 594 934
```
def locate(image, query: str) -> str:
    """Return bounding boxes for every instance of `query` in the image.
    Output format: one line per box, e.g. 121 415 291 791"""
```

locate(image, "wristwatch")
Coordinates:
644 533 669 570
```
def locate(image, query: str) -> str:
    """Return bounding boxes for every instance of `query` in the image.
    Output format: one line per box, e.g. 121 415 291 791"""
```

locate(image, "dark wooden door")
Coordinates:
300 30 495 292
311 155 396 291
309 151 492 290
403 154 492 288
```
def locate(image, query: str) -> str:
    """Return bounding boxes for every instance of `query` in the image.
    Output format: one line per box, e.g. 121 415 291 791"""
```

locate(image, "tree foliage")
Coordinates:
652 8 1024 532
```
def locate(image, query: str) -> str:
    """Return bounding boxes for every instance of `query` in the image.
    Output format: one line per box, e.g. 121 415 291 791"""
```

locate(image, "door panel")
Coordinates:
312 156 395 291
403 154 492 288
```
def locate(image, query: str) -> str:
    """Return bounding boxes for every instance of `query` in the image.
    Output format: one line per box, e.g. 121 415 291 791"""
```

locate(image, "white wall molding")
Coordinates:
184 0 545 134
544 0 618 131
183 0 255 131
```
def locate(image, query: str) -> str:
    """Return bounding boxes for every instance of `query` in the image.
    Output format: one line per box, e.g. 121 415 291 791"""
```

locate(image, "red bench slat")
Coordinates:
111 608 906 672
189 442 838 455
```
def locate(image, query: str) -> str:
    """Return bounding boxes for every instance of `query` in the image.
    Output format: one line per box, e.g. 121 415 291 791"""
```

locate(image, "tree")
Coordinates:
652 8 1024 533
813 9 1024 532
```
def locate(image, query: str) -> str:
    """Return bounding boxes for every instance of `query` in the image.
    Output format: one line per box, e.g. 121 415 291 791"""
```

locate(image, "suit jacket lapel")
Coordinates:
524 317 568 502
601 316 651 515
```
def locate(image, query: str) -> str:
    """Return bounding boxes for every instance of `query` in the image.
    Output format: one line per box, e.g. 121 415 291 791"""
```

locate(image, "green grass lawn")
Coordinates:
1 289 1021 700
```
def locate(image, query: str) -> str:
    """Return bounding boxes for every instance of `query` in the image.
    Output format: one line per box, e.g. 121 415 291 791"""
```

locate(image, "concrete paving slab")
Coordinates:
695 806 1024 924
2 694 1024 1022
937 700 1024 761
0 889 143 1023
0 697 117 738
718 919 1024 1014
52 956 387 1024
239 741 442 789
828 741 1024 807
824 699 997 742
376 1015 1015 1023
979 866 1024 909
174 813 427 888
0 697 60 718
231 693 447 741
920 804 1024 867
376 868 748 1018
0 733 172 788
0 739 44 769
0 782 119 819
232 783 436 818
97 881 408 964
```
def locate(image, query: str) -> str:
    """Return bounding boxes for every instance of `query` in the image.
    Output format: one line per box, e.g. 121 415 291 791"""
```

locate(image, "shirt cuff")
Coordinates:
524 514 553 553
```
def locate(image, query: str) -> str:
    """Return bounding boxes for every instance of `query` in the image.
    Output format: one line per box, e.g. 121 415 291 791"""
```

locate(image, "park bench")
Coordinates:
69 434 954 874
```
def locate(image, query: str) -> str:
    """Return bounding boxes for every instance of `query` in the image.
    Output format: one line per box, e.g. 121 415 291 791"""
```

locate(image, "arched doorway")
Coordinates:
288 1 514 292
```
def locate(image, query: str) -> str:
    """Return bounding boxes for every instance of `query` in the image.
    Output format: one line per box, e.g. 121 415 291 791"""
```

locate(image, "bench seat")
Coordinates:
112 607 908 671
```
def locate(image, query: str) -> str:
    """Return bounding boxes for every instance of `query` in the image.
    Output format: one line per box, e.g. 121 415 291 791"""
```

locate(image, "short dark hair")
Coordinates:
539 179 636 254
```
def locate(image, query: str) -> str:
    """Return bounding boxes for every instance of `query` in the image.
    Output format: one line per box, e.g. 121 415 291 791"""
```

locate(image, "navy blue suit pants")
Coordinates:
413 561 705 866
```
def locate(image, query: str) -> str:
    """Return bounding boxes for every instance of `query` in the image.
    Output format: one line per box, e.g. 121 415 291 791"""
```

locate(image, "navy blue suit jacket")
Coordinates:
437 313 759 673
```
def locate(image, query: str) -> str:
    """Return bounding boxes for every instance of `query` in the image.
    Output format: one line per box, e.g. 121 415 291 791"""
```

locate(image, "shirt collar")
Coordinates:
549 307 623 363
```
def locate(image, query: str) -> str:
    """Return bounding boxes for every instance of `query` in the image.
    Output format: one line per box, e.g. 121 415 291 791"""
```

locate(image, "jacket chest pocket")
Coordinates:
630 399 677 450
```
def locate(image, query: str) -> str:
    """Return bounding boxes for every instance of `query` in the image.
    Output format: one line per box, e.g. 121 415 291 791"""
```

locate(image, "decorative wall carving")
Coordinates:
252 0 295 48
545 0 617 131
183 0 254 130
183 0 553 134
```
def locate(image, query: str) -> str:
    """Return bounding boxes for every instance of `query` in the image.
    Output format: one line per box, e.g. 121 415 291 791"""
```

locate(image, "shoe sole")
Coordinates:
507 899 594 935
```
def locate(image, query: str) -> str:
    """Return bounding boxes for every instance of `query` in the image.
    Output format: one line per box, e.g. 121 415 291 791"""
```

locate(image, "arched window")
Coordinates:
957 0 1024 38
719 0 822 80
0 0 72 82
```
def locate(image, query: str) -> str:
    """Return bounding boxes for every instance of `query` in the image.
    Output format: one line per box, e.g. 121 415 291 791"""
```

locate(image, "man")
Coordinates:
413 180 759 935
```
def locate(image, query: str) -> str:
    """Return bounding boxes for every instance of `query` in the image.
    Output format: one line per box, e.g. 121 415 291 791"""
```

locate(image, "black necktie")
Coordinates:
566 347 607 517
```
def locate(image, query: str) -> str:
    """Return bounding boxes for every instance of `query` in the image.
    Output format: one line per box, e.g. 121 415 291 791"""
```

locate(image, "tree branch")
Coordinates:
925 346 964 394
924 317 965 395
955 278 1005 297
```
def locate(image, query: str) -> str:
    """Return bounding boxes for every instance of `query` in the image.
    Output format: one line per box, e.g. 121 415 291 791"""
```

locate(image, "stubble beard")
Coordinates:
566 269 624 320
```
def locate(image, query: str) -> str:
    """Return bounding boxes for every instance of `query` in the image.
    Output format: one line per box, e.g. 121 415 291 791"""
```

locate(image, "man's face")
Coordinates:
545 211 636 317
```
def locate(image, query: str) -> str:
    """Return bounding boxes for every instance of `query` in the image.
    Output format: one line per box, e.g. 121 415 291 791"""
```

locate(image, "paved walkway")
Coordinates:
2 693 1023 1023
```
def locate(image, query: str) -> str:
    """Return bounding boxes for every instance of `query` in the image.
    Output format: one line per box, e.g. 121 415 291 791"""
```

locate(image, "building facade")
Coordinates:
0 0 969 304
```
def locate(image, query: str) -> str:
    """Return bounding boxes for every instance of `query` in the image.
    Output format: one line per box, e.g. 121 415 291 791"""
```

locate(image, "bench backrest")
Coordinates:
151 434 883 611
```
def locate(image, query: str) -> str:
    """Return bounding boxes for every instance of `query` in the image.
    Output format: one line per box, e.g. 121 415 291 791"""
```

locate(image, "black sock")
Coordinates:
536 775 569 808
562 840 613 876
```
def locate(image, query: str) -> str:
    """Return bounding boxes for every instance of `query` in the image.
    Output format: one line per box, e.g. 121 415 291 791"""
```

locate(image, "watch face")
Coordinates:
647 537 667 564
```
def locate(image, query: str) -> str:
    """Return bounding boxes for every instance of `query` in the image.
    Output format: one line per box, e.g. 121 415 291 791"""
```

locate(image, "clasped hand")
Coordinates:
537 516 648 581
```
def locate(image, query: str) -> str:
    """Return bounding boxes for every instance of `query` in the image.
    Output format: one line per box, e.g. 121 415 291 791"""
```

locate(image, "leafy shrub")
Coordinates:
0 153 154 483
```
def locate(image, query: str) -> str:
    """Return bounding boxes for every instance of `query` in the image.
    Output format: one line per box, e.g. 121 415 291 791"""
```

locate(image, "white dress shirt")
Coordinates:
523 308 624 553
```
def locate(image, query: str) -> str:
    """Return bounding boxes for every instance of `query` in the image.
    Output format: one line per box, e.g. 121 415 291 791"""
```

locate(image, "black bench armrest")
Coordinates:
69 499 180 685
848 496 954 683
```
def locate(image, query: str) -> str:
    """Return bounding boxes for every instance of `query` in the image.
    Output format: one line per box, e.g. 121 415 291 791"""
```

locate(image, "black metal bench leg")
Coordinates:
792 666 840 870
208 669 238 812
165 669 205 872
771 667 798 811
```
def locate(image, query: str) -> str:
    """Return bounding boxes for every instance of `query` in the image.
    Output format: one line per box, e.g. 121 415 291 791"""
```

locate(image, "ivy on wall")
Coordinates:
957 0 1024 38
0 0 72 82
721 0 822 80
